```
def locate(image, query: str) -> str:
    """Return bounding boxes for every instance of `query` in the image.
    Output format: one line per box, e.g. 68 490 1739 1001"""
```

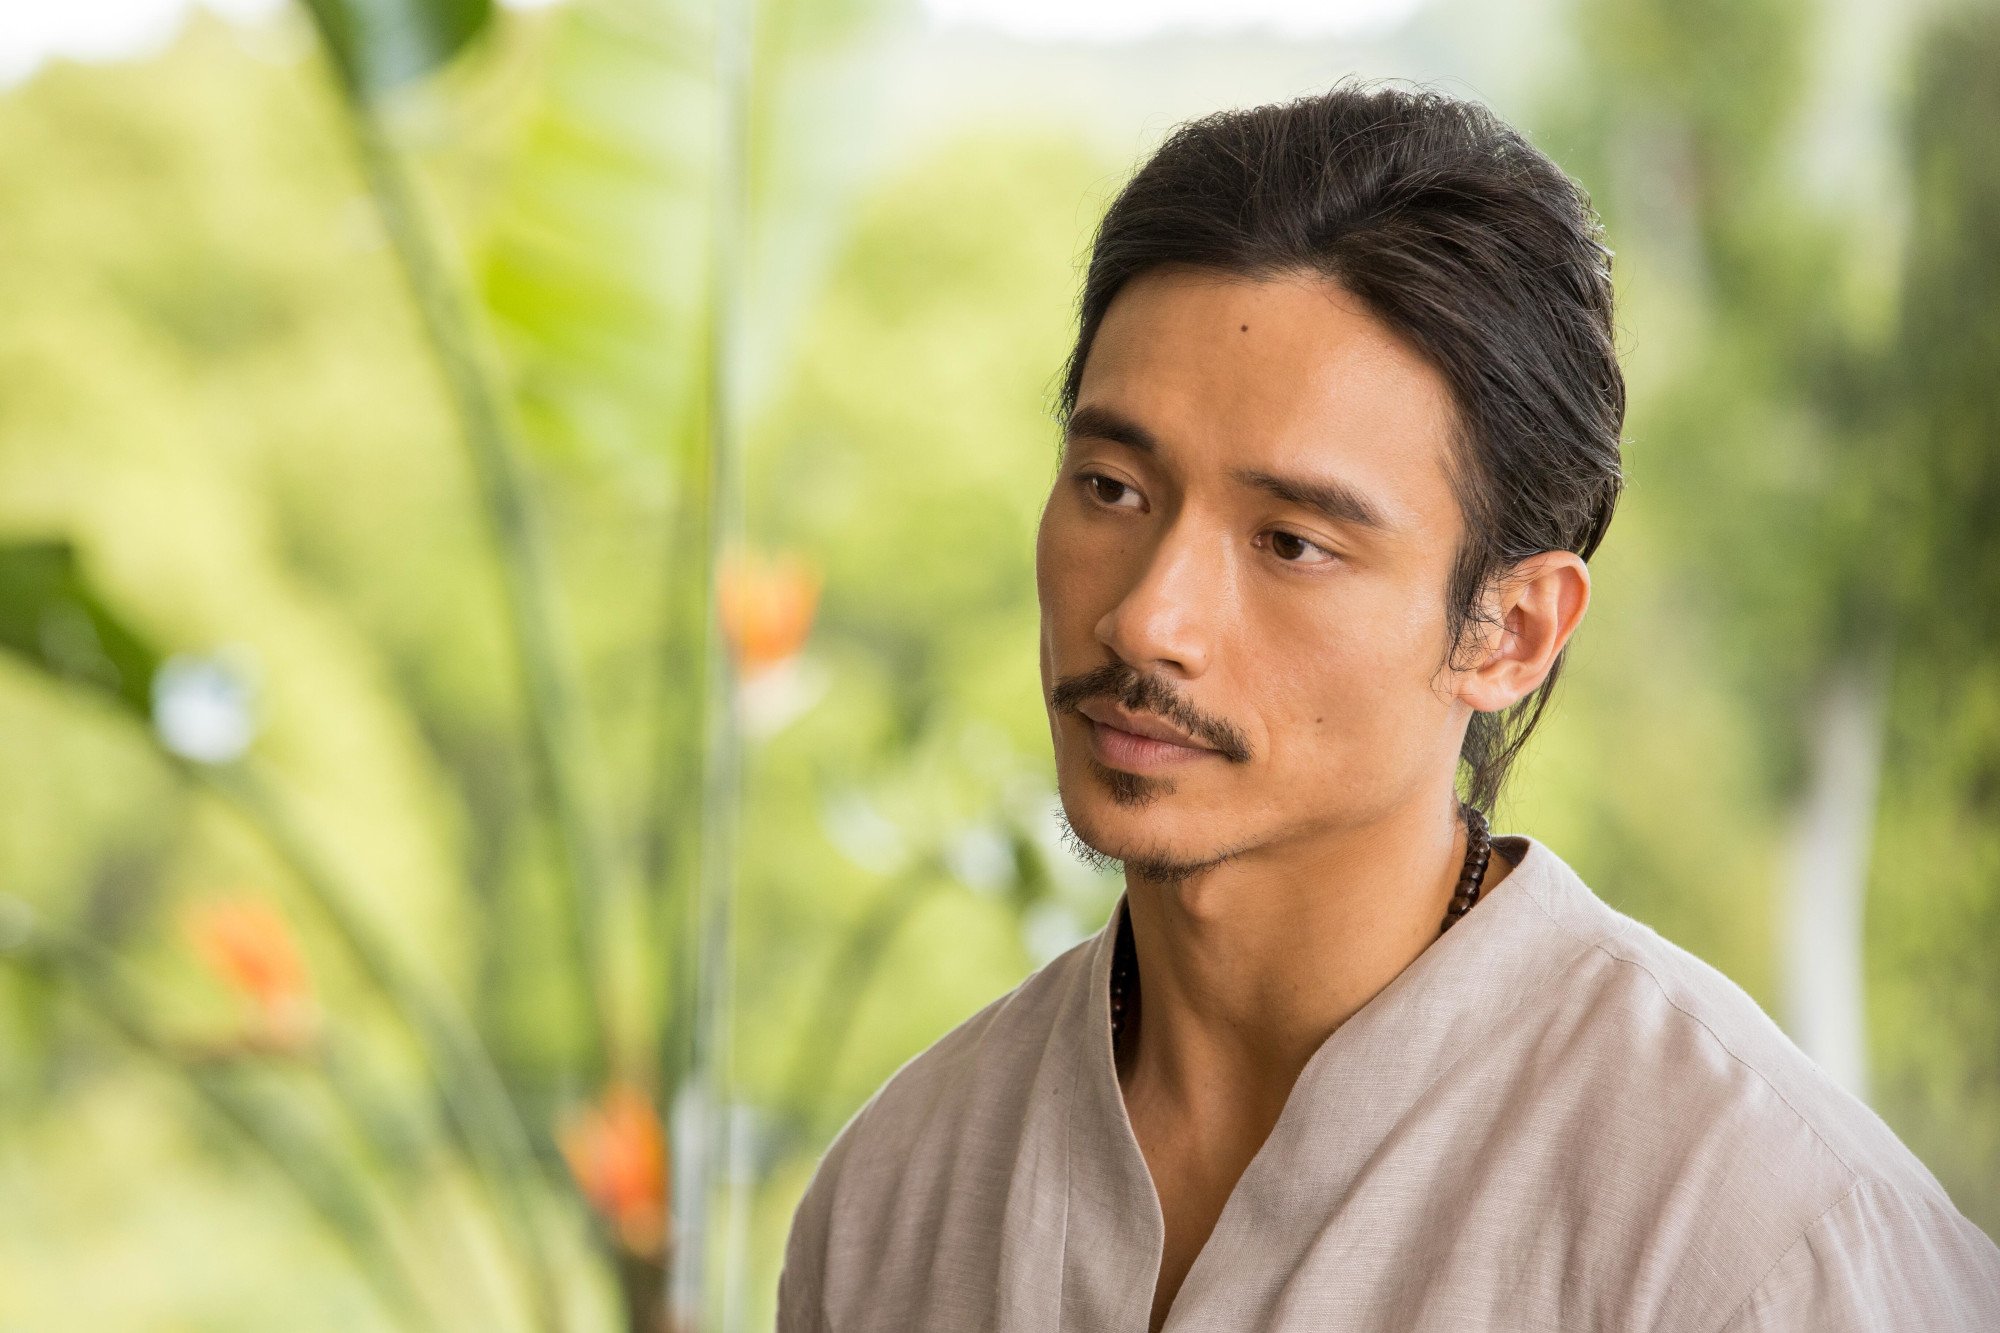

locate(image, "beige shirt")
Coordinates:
777 834 2000 1331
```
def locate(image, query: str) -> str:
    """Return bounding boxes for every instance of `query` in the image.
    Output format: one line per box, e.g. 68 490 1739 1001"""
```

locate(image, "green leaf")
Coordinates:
0 540 162 720
302 0 496 99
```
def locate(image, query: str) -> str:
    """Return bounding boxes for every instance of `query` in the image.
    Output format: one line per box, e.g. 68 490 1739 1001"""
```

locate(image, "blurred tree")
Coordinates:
1548 0 1892 1062
0 4 596 1324
2 0 1995 1327
1867 0 2000 1237
0 0 916 1324
1546 0 1996 1231
728 131 1124 1326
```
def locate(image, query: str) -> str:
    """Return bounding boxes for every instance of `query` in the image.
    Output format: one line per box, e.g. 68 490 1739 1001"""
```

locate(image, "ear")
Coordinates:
1457 551 1591 714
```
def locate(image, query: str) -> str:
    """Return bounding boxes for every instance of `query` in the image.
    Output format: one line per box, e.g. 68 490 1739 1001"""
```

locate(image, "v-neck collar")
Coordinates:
1055 833 1621 1331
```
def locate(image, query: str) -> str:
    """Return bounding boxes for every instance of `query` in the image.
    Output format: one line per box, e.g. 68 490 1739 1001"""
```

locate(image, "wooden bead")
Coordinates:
1438 801 1493 937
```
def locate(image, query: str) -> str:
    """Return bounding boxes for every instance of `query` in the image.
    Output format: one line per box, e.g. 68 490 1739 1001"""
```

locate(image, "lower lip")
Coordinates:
1085 718 1219 772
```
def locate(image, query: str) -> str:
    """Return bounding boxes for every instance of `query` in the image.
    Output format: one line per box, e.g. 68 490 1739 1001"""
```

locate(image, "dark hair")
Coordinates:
1057 81 1626 814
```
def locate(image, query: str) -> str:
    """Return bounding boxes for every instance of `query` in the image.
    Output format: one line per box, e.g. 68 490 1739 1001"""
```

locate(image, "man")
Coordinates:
776 85 2000 1331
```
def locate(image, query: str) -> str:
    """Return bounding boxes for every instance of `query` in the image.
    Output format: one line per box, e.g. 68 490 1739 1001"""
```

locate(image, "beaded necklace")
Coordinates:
1109 801 1493 1046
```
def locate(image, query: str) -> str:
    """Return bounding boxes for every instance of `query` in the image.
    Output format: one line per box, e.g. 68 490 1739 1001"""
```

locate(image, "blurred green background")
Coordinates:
1 0 1996 1328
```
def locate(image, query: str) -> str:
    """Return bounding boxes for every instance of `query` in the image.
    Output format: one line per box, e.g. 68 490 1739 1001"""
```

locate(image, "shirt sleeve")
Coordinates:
775 1164 832 1333
1716 1178 2000 1332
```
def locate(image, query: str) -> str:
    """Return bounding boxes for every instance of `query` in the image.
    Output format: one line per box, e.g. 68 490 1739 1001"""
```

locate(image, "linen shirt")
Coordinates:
777 833 2000 1331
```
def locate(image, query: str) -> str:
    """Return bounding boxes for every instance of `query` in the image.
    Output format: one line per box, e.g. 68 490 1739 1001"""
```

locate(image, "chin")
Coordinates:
1055 760 1241 886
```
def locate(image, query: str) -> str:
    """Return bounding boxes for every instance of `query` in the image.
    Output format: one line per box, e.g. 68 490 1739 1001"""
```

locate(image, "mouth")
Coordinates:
1075 700 1221 773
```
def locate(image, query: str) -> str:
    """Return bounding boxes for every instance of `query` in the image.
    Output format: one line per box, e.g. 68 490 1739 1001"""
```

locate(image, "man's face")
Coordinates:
1036 265 1478 876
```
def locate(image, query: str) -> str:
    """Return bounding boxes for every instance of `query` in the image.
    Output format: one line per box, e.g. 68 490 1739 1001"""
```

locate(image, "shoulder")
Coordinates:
776 925 1099 1324
1715 1176 2000 1331
815 922 1093 1175
1504 841 2000 1327
1541 879 1938 1201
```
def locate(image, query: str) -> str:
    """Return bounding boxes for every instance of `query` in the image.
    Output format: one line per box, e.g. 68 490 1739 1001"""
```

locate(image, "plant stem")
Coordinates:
3 919 442 1333
645 396 712 1096
201 760 571 1333
783 867 941 1128
670 0 756 1321
306 20 623 1085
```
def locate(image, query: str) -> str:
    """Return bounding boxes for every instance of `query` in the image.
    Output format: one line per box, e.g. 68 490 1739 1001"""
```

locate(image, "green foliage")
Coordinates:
1897 5 2000 658
1553 0 2000 1234
720 133 1125 1322
2 0 1997 1322
0 540 164 721
306 0 496 99
1561 0 1892 774
1865 3 2000 1236
0 19 592 1329
1575 0 1809 196
479 0 712 474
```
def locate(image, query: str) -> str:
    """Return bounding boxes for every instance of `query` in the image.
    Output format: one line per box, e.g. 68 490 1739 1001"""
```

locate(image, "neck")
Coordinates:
1114 789 1512 1133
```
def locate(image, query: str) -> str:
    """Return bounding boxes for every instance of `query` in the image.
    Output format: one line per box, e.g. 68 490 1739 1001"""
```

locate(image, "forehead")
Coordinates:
1072 266 1462 536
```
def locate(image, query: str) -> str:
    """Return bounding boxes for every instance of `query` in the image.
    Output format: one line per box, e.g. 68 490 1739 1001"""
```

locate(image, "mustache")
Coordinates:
1048 663 1253 763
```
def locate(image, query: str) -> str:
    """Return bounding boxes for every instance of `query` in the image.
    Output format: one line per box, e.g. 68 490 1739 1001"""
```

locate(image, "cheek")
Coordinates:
1251 579 1449 756
1036 496 1116 636
1034 509 1063 685
1034 502 1066 625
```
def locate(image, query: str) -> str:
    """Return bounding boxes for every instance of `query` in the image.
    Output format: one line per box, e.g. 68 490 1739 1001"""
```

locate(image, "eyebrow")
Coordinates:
1064 402 1393 533
1064 403 1162 456
1229 466 1392 533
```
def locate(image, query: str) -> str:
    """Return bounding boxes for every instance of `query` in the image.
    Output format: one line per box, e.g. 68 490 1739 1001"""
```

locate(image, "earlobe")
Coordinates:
1459 552 1591 714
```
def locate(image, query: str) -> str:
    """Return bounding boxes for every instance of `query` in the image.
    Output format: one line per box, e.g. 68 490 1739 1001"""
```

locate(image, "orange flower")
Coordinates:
559 1081 670 1257
718 551 820 675
183 897 318 1051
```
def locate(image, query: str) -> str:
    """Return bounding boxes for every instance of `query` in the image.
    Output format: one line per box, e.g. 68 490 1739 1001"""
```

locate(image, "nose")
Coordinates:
1093 516 1223 680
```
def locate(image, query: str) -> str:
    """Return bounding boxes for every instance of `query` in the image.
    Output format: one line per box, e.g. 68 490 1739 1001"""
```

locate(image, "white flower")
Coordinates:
820 790 911 877
1021 901 1087 967
947 824 1015 895
152 648 258 764
737 655 829 740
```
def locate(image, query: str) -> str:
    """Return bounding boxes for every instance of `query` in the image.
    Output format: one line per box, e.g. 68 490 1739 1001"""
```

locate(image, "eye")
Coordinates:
1078 471 1143 510
1261 529 1338 566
